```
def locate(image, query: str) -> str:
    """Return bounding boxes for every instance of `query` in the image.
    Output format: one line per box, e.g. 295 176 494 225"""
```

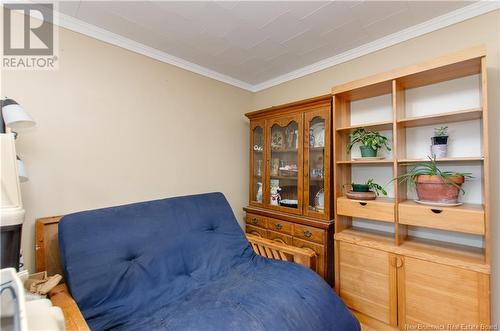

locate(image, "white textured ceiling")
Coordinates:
56 1 476 87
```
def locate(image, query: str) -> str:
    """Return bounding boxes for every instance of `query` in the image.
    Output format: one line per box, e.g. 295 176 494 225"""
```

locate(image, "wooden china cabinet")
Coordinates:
244 95 334 285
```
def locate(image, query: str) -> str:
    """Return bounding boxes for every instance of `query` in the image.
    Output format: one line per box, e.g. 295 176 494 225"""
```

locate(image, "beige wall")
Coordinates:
253 10 500 324
1 26 253 273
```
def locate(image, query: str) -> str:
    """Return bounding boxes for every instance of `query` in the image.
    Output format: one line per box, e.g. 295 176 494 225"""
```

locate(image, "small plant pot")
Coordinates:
430 144 448 158
415 175 464 204
431 136 448 145
352 184 370 192
360 145 377 157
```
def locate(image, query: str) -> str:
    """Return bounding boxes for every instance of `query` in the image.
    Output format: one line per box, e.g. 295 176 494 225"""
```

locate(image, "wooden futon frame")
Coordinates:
35 216 317 331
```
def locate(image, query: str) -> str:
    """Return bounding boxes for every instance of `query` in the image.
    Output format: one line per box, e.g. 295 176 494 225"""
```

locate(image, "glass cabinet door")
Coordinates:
250 121 265 206
266 115 303 214
304 109 330 219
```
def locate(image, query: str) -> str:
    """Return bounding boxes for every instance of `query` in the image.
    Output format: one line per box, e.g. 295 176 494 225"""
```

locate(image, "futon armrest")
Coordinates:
48 284 90 331
246 234 316 269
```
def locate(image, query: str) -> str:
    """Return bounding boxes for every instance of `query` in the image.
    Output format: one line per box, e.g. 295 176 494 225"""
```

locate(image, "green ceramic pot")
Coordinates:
360 145 377 157
352 184 370 192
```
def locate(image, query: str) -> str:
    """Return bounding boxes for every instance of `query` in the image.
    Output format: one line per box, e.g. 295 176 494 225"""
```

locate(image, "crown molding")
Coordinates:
251 1 500 92
29 1 500 93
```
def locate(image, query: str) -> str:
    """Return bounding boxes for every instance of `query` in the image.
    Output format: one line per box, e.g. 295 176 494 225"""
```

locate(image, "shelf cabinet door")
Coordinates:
304 109 330 219
249 120 265 207
398 256 490 329
337 242 398 326
266 114 303 215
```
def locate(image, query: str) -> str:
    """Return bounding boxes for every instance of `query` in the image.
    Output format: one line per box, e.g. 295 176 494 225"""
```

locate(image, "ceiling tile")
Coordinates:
300 2 355 33
230 1 290 28
247 39 289 61
362 8 415 40
406 1 475 23
261 12 309 44
223 25 269 50
58 1 476 86
57 1 81 17
350 1 409 26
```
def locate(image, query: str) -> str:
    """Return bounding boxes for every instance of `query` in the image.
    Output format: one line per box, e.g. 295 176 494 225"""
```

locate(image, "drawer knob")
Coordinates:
304 230 312 238
251 217 258 225
359 202 367 206
275 223 283 230
431 209 443 214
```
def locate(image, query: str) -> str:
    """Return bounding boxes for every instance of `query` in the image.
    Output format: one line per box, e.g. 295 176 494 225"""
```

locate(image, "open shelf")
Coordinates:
399 236 487 273
336 159 393 164
397 108 482 128
398 200 484 235
398 156 484 163
334 227 395 246
335 228 488 274
270 176 298 180
271 149 299 153
336 120 393 132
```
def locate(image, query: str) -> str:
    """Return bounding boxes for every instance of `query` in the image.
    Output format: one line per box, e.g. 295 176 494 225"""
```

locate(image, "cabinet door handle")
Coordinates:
251 218 258 225
275 223 283 230
303 230 312 238
359 202 367 206
431 209 443 214
396 257 404 268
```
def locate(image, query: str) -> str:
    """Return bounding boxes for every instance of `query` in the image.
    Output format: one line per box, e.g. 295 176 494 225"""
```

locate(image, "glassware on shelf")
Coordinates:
271 158 280 176
256 182 263 202
315 188 325 211
252 126 264 204
308 116 326 213
270 121 299 209
270 179 281 205
256 160 262 177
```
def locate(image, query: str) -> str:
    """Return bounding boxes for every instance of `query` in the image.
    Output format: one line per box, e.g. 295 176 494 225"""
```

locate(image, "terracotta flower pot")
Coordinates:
415 175 464 204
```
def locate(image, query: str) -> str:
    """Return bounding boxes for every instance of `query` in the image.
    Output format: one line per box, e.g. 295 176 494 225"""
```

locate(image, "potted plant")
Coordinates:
351 179 388 196
396 157 472 205
431 126 449 158
347 128 391 158
346 179 387 200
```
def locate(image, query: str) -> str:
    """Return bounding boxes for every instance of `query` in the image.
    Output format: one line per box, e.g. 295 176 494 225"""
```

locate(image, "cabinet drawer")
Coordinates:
337 197 394 222
246 213 267 228
267 230 293 245
399 202 485 235
246 224 267 238
293 238 324 277
293 224 324 244
266 218 293 235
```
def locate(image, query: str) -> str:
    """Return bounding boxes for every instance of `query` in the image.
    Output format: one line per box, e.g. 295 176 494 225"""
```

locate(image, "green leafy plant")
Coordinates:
347 128 391 153
348 179 388 196
395 157 472 194
434 126 448 137
366 179 388 196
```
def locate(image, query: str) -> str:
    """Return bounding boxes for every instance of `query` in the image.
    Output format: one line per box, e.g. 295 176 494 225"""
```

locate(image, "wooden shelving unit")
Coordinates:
397 107 482 128
398 156 484 163
332 46 491 329
336 159 393 164
336 120 393 132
